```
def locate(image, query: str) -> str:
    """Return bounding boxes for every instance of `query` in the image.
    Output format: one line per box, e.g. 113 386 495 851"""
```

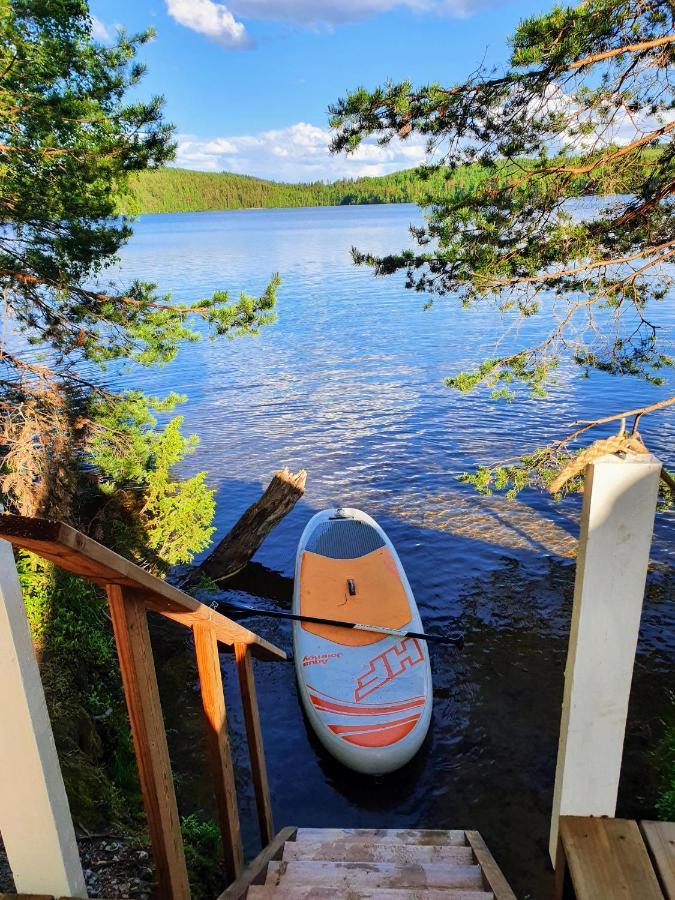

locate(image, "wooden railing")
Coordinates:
0 514 287 900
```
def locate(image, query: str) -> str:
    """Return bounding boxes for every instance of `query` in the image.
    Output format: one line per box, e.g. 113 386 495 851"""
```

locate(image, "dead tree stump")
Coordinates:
198 468 307 582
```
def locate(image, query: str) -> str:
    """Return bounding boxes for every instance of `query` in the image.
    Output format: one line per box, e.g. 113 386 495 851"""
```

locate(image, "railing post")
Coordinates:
0 540 87 897
193 623 244 882
106 585 191 899
235 642 275 846
549 451 662 862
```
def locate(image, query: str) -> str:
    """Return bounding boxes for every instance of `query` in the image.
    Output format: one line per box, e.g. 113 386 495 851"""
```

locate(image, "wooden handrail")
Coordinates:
0 513 286 899
236 643 275 846
107 584 191 899
0 514 285 662
194 624 245 882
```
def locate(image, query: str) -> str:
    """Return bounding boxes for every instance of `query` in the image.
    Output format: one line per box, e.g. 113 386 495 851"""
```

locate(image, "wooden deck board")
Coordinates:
558 816 664 900
641 821 675 900
294 829 467 846
266 860 484 891
282 842 474 864
248 888 493 899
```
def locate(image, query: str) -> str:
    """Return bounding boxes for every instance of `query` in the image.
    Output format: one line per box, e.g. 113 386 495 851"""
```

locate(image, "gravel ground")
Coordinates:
0 835 155 898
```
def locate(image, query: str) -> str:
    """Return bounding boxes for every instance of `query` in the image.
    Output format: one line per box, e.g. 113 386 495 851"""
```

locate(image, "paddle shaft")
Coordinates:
207 598 463 647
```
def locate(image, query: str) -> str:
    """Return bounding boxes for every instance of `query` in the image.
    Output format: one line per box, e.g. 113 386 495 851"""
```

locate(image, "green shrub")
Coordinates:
656 698 675 820
17 552 141 830
181 814 223 900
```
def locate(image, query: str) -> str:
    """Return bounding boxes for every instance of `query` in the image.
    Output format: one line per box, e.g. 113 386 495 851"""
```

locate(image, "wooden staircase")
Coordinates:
226 828 516 899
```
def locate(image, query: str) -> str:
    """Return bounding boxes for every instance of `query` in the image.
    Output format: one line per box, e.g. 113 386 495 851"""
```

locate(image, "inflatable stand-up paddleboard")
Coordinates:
293 508 432 775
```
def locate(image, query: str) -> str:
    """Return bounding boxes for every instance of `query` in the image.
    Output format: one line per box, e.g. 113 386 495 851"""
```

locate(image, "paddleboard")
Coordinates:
293 507 432 775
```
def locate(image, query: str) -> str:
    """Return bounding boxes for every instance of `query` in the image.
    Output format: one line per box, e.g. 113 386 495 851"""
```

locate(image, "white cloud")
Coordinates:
90 15 113 42
165 0 250 48
532 84 675 153
173 122 429 180
164 0 497 49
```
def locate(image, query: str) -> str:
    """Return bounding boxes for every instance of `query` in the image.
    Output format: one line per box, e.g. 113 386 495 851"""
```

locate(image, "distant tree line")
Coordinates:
118 153 660 215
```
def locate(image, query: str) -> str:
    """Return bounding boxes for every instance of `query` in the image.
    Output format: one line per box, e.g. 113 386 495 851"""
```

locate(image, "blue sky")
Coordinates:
90 0 548 181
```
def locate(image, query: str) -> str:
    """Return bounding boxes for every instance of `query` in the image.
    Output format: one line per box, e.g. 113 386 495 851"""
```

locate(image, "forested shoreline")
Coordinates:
117 165 468 213
118 152 660 214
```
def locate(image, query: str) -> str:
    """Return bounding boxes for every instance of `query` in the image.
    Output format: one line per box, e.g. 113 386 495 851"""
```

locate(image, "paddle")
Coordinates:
206 597 464 647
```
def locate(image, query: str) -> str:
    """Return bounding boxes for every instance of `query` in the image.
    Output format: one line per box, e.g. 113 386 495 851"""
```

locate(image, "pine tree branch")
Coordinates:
554 395 675 448
478 240 675 289
568 33 675 69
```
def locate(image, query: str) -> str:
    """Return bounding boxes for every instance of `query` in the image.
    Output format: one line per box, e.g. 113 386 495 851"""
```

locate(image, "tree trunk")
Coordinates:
198 468 307 582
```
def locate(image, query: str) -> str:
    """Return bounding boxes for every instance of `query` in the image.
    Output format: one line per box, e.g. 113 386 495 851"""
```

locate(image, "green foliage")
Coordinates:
0 1 277 546
0 2 278 525
140 419 215 565
459 446 581 500
0 2 278 374
87 392 215 568
17 551 140 829
181 815 223 900
656 698 675 820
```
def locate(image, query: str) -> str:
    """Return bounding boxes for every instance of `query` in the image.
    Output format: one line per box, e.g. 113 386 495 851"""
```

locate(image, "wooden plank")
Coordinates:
235 642 275 847
552 828 569 900
282 841 474 864
0 894 56 899
559 816 664 900
217 826 297 900
193 623 244 883
294 828 467 846
0 541 86 898
465 831 516 900
144 594 286 662
265 860 484 891
247 888 493 899
0 514 285 662
107 585 190 900
641 821 675 899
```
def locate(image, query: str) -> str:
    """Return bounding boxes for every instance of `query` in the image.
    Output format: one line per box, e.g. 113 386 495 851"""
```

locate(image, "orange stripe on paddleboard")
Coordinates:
327 713 420 735
336 717 420 748
308 685 424 709
310 694 425 717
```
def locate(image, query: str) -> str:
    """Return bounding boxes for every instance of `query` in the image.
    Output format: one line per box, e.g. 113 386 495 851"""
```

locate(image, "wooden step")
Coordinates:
248 887 494 899
294 829 467 847
283 841 474 864
266 860 484 891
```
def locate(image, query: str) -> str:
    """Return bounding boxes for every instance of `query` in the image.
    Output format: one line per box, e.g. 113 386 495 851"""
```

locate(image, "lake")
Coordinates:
113 203 674 899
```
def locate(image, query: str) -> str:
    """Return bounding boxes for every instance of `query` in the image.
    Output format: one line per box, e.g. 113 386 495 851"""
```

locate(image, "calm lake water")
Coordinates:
113 204 674 899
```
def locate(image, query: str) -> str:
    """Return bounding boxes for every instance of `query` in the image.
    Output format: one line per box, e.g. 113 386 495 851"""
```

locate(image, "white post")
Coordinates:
549 451 662 862
0 539 87 897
